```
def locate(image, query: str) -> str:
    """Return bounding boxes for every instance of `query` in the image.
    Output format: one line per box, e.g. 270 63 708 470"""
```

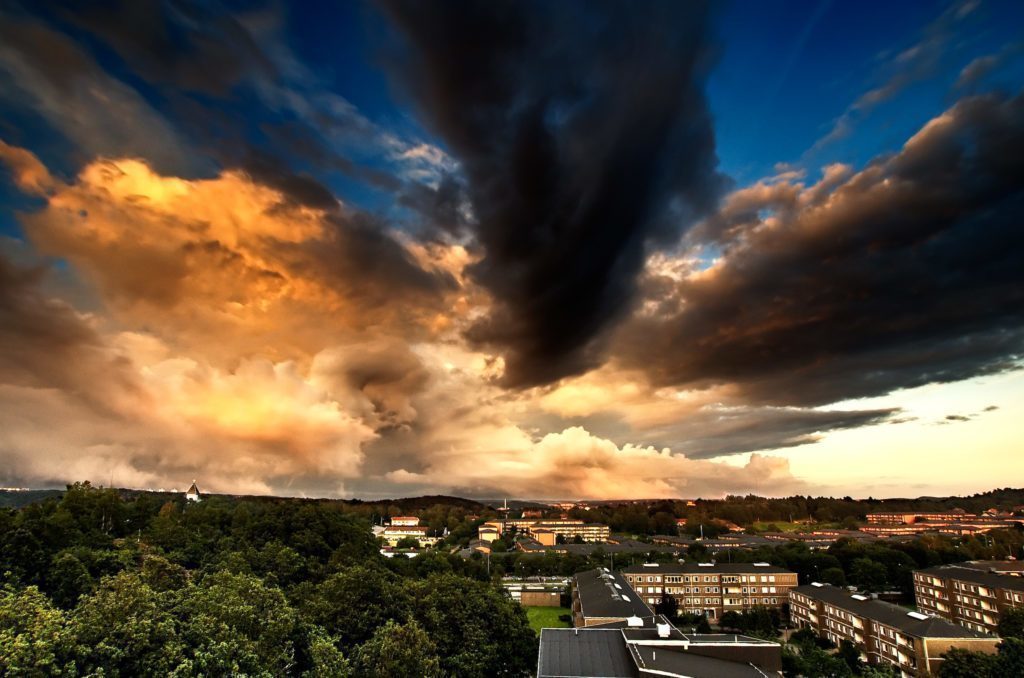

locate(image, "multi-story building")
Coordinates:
380 524 438 548
866 510 972 524
914 563 1024 634
478 518 610 544
862 510 1022 537
389 516 420 526
622 562 798 621
790 583 999 677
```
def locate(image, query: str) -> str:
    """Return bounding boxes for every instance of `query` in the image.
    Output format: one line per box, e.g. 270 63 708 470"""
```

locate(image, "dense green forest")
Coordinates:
0 483 534 677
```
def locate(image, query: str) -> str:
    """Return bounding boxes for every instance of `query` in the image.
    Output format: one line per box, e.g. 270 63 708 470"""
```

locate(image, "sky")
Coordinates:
0 0 1022 500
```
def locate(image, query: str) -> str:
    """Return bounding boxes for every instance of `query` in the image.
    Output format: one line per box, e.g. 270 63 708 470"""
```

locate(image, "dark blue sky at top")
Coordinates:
280 0 1024 188
1 0 1023 240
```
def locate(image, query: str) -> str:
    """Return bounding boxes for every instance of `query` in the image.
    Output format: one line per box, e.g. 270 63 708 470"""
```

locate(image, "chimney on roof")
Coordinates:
657 623 671 638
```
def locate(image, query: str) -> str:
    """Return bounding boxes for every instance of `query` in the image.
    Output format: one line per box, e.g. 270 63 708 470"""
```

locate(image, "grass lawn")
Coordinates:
524 606 571 634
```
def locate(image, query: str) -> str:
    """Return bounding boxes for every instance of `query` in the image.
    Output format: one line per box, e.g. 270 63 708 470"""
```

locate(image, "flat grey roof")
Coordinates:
629 645 771 678
622 562 792 575
538 629 637 678
575 569 655 620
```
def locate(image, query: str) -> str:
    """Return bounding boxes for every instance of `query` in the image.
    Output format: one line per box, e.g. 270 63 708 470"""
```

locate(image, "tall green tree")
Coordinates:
997 607 1024 640
411 573 537 677
70 572 185 676
0 585 74 676
176 570 298 677
298 566 412 648
353 619 442 678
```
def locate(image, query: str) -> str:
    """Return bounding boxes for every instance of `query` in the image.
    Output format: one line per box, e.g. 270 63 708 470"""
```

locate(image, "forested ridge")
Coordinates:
0 483 535 677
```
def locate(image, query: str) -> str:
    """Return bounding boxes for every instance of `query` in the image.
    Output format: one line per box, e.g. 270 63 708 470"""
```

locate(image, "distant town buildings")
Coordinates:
790 583 999 676
622 562 797 620
862 509 1022 536
380 515 438 548
477 518 610 544
185 481 201 502
914 562 1024 634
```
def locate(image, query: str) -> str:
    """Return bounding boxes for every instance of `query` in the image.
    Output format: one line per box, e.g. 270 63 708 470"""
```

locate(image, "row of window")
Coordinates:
630 574 784 584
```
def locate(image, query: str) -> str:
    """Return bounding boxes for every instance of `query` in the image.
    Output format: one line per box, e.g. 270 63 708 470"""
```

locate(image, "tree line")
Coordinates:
0 482 535 677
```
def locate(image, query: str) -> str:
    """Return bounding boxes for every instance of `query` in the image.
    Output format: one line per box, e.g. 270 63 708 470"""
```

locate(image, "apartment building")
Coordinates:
380 524 438 547
478 518 610 544
790 583 998 677
866 510 972 524
914 563 1024 634
862 510 1022 537
622 562 798 621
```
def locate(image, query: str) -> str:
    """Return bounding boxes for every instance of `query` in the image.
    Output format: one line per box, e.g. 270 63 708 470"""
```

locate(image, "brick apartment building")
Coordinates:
914 562 1024 634
622 562 797 621
790 583 998 676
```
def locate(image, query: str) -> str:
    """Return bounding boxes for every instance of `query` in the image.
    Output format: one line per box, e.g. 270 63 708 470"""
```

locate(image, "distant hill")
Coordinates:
0 489 64 508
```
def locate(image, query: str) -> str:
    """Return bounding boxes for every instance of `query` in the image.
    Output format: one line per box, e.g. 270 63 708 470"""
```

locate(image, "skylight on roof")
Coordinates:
753 562 770 566
621 595 631 601
907 612 930 620
811 582 824 587
851 594 868 601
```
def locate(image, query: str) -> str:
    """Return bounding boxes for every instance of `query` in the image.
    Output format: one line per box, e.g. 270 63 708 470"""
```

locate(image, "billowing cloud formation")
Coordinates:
14 156 454 364
0 144 811 498
385 426 805 500
1 1 1022 500
618 93 1024 405
380 0 726 386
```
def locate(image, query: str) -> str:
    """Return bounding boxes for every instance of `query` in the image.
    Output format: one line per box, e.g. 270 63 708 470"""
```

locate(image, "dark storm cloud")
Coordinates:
618 92 1024 406
379 0 726 386
57 0 277 97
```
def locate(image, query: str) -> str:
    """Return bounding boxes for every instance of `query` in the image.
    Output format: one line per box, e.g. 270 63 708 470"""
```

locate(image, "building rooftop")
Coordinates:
794 584 996 638
538 619 782 678
575 569 654 620
621 561 792 575
916 564 1024 592
538 629 636 677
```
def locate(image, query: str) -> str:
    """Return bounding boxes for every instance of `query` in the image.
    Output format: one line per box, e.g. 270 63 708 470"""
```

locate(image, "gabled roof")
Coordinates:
186 481 200 494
